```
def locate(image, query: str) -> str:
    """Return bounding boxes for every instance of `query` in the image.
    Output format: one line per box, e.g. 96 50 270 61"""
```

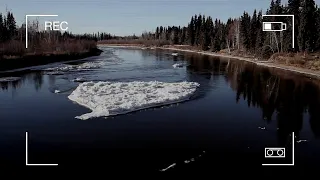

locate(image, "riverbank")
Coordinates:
99 44 320 80
0 48 103 72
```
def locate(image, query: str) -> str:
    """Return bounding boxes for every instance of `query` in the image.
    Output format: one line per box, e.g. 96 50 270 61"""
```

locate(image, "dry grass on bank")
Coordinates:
0 39 97 59
270 52 320 71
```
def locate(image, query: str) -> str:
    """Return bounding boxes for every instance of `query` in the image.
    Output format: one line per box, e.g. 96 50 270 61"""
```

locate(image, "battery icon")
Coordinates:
263 22 287 32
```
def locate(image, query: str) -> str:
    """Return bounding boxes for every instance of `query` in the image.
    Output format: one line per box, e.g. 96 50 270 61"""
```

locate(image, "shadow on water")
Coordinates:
182 52 320 146
0 71 46 91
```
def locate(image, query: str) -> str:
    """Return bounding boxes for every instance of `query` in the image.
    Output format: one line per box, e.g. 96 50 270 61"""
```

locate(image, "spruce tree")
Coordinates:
298 0 316 52
315 6 320 50
255 10 265 56
250 10 258 53
288 0 301 51
240 12 251 50
187 16 195 45
0 13 3 42
7 12 16 40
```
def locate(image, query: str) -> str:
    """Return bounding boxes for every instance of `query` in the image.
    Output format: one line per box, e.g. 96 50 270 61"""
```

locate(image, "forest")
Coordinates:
101 0 320 66
0 11 99 58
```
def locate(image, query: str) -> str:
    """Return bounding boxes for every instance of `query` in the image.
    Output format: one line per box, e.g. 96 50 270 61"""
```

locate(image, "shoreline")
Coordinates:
99 44 320 80
0 48 103 72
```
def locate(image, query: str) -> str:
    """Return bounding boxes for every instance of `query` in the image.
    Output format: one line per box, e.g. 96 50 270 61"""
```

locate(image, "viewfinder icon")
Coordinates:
265 148 285 158
263 22 287 32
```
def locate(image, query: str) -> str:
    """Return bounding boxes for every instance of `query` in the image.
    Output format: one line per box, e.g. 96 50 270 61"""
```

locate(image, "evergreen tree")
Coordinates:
155 27 159 40
195 14 202 46
255 10 265 56
7 12 16 40
298 0 316 52
0 13 3 42
288 0 301 51
240 12 251 50
315 6 320 50
187 16 195 45
250 10 258 53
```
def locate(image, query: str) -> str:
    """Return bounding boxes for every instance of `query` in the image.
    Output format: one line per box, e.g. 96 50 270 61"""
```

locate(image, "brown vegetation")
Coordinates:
269 52 320 71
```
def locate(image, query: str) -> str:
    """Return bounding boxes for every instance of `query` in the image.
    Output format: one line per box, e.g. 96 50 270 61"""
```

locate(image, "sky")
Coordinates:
0 0 319 36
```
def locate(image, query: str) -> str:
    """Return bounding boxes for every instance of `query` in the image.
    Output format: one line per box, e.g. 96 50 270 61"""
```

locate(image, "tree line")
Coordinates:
140 0 320 58
0 11 98 56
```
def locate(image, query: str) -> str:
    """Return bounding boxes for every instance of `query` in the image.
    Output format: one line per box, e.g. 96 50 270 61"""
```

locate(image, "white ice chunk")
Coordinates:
160 163 176 172
68 81 199 120
297 139 308 143
72 77 85 82
0 77 21 82
172 63 183 68
45 61 106 72
172 53 178 56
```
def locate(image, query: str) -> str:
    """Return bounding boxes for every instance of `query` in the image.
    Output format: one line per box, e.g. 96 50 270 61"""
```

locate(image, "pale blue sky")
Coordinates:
0 0 319 36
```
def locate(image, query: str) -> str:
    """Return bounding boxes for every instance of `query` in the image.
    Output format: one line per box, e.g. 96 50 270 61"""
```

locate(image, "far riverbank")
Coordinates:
0 48 103 72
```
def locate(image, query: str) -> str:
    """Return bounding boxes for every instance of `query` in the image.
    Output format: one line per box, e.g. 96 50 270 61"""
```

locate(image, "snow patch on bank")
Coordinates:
68 81 199 120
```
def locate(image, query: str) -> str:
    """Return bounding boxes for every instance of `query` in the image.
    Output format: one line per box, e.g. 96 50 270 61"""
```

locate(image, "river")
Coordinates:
0 46 319 176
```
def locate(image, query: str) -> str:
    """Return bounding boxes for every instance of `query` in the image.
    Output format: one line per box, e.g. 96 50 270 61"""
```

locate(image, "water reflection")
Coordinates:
185 53 320 143
0 71 52 92
0 76 23 91
33 72 43 91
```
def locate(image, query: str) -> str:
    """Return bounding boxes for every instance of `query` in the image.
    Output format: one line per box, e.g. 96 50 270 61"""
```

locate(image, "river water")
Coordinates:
0 46 319 176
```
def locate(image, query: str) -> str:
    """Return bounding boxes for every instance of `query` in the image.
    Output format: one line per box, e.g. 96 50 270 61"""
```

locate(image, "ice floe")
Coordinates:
172 53 179 56
172 63 183 68
68 81 200 120
159 151 206 172
297 139 308 143
0 77 21 82
45 61 106 72
72 77 86 82
159 163 176 172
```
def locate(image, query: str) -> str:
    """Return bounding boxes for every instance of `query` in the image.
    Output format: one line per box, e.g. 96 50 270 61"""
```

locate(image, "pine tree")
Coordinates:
155 27 159 40
250 10 258 53
187 16 195 45
298 0 316 52
213 18 221 51
7 12 17 40
288 0 301 51
240 12 251 50
315 6 320 50
195 14 202 46
0 13 3 42
255 10 265 56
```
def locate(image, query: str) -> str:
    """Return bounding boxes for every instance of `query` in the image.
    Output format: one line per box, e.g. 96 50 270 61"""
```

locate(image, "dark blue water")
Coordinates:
0 46 320 177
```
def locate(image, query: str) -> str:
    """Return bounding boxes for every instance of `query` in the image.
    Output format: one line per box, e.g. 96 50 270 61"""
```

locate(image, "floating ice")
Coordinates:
0 77 21 82
68 81 199 120
172 63 183 68
45 61 106 72
172 53 178 56
72 77 86 82
297 139 308 143
160 163 176 172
